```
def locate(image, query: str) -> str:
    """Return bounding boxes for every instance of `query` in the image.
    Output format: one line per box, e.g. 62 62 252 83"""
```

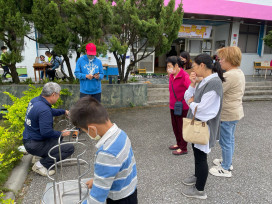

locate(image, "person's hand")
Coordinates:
65 110 69 118
86 179 93 189
188 96 194 106
48 68 52 70
86 74 93 80
61 130 70 137
93 73 99 79
190 71 197 87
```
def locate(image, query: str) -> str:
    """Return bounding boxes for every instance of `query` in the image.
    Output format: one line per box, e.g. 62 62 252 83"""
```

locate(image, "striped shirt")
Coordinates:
84 124 137 204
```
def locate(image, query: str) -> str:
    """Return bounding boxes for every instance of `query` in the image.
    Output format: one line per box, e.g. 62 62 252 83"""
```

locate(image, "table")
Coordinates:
253 65 272 79
33 63 47 81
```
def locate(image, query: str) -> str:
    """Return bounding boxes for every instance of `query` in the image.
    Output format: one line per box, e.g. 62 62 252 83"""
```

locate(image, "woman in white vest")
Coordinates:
209 47 245 177
182 53 225 200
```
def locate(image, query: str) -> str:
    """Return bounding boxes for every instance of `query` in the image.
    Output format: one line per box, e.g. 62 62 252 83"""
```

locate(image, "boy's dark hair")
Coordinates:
194 53 225 82
1 46 7 50
70 96 109 129
45 51 51 55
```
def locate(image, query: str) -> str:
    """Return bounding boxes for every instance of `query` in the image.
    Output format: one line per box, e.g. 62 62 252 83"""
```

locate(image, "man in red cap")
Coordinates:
74 43 104 102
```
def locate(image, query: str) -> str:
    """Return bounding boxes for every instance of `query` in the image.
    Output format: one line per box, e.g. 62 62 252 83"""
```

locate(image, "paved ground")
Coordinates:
22 101 272 204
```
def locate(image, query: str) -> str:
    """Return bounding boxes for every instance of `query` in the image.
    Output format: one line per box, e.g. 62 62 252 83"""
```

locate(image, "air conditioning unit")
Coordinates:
136 52 154 73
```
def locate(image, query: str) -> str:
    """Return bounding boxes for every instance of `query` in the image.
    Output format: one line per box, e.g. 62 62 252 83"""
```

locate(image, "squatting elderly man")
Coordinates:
23 82 74 176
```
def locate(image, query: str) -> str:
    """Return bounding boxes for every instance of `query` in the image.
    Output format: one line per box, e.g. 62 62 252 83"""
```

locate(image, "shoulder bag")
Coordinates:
171 81 183 116
182 106 209 145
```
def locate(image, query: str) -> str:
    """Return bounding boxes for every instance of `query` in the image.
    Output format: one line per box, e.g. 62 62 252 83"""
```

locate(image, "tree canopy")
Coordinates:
0 0 32 83
264 30 272 49
107 0 183 82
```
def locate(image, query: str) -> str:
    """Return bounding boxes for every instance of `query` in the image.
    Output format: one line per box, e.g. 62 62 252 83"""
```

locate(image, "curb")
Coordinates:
4 154 33 200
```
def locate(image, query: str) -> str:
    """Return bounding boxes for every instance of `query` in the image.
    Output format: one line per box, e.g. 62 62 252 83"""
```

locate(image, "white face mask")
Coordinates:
87 126 101 141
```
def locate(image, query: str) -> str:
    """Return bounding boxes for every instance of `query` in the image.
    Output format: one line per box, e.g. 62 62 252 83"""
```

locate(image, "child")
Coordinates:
70 96 138 204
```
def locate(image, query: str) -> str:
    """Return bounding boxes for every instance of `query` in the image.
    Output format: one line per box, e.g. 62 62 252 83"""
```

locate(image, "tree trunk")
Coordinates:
124 63 135 82
76 51 81 62
63 54 74 82
9 63 20 84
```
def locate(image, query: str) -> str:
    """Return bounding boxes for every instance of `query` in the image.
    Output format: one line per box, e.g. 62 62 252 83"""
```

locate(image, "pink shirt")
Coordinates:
169 69 191 110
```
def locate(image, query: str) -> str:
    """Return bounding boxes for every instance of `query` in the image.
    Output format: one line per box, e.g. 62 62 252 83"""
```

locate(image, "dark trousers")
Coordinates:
192 144 208 191
170 109 188 151
46 69 56 80
2 66 10 78
23 138 74 169
80 92 101 102
107 189 138 204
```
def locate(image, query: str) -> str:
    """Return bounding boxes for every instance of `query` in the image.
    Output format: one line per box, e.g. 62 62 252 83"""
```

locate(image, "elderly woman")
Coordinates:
182 54 225 199
167 56 191 155
209 46 245 177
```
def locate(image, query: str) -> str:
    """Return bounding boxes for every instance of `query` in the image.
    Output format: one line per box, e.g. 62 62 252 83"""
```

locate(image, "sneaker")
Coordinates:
32 163 55 176
182 175 197 186
182 185 207 200
213 158 233 171
209 165 232 178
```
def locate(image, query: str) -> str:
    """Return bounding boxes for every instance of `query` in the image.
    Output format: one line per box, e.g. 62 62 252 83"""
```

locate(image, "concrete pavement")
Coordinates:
22 101 272 203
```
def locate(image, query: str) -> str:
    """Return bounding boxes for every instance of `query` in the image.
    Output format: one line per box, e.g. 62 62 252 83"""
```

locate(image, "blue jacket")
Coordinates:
23 95 65 141
74 55 104 95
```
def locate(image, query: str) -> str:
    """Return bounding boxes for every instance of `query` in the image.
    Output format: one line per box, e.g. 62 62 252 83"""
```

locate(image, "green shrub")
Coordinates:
0 84 71 202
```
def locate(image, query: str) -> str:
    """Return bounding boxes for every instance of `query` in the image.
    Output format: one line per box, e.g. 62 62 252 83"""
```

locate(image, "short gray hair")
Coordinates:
41 82 61 96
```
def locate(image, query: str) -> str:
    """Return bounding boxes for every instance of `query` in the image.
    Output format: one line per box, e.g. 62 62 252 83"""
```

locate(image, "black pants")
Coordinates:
107 189 138 204
2 66 10 78
80 92 101 102
46 69 56 80
23 138 74 169
192 144 208 191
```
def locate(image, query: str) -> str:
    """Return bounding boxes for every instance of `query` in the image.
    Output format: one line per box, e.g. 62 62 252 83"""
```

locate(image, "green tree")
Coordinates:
32 0 112 81
0 0 33 84
107 0 183 82
264 30 272 48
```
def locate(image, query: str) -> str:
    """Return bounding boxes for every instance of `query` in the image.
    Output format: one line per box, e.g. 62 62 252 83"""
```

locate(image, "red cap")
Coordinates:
86 43 96 55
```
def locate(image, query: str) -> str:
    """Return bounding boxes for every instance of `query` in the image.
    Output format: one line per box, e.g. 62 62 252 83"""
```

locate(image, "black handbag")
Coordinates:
171 81 183 116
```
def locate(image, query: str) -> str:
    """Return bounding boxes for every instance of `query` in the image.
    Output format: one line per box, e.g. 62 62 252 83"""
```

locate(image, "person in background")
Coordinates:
167 56 191 155
46 51 61 81
209 46 245 178
23 82 74 176
74 43 104 102
180 51 192 70
70 96 138 204
39 55 46 63
182 53 224 200
0 46 11 80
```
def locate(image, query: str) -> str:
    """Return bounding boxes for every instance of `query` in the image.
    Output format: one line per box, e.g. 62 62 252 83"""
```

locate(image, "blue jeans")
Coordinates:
219 120 238 170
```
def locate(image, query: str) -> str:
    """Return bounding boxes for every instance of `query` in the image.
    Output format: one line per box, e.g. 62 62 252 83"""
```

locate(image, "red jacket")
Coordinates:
169 69 191 110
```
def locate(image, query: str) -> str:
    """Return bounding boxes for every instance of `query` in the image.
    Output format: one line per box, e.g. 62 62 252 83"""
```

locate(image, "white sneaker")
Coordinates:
32 162 55 176
209 165 232 178
213 158 233 171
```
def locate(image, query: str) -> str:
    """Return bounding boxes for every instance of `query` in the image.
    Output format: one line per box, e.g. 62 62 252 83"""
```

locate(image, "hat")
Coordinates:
86 43 97 55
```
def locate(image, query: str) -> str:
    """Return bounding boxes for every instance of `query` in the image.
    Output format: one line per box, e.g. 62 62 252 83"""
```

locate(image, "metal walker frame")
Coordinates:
41 120 91 204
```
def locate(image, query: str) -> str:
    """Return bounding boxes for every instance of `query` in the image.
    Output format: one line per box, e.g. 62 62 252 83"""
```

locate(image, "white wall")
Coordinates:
214 23 230 45
230 22 240 47
240 54 272 75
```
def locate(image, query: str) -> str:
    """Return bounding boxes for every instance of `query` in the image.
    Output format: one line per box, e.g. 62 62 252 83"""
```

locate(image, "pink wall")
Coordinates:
164 0 272 21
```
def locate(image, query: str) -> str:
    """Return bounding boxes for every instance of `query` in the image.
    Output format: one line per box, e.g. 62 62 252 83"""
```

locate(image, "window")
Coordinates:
238 24 260 53
264 26 272 54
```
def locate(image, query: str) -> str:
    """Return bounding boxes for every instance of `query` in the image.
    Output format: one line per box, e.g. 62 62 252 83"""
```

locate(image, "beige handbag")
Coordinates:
183 106 210 145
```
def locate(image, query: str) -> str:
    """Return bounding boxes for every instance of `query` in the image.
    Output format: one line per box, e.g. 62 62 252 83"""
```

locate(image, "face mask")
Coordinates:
167 68 174 74
179 60 185 67
87 126 101 141
87 55 95 61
